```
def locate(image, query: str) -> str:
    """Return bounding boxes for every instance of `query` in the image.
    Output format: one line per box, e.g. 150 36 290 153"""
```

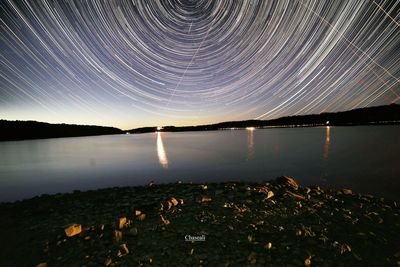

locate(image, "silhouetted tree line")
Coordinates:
128 104 400 134
0 120 123 141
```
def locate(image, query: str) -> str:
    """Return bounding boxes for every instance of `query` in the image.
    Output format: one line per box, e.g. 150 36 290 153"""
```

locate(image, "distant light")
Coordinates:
246 127 255 131
157 126 163 131
326 121 330 125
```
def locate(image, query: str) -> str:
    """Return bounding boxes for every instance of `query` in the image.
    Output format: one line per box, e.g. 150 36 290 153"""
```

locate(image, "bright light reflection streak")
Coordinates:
157 132 168 169
323 126 331 160
247 128 254 161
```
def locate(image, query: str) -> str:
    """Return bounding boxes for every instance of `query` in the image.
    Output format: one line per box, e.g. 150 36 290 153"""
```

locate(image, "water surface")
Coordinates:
0 126 399 201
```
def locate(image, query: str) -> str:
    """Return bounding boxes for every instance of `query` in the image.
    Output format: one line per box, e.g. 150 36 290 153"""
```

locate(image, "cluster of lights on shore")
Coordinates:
155 122 330 133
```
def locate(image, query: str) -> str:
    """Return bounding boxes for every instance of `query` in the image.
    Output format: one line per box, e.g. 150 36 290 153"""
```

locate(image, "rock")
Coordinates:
170 197 179 206
342 189 353 195
119 217 127 229
160 214 170 225
200 185 208 190
340 244 352 254
248 252 257 264
105 258 112 266
276 176 299 190
285 191 306 200
120 243 129 255
115 230 123 242
266 191 275 199
304 256 311 266
200 196 212 203
64 224 82 237
127 227 138 236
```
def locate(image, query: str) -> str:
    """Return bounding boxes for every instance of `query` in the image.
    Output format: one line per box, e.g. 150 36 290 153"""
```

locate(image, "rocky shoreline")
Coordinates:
0 177 399 266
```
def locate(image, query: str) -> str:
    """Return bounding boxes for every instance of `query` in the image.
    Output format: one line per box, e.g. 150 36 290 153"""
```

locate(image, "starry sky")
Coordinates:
0 0 399 130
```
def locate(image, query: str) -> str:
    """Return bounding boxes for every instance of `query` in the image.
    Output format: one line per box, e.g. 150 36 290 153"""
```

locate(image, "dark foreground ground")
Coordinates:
0 177 399 267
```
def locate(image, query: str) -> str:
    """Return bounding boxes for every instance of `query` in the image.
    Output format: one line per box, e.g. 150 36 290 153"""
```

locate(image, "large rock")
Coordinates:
276 176 299 190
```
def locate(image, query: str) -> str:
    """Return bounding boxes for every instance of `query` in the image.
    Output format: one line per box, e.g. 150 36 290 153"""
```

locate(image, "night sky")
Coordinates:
0 0 399 129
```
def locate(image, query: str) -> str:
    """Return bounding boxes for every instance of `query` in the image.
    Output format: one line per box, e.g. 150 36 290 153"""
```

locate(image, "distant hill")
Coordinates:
128 104 400 134
0 120 124 141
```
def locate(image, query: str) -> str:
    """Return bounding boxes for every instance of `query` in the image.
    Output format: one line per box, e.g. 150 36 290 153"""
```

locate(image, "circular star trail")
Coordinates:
0 0 399 128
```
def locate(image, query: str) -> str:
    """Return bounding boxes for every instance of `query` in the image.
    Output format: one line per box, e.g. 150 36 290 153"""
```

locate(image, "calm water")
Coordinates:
0 126 399 201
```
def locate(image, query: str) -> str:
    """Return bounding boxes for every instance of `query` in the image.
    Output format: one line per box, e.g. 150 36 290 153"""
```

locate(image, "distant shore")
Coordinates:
1 103 399 141
1 177 399 266
128 103 400 134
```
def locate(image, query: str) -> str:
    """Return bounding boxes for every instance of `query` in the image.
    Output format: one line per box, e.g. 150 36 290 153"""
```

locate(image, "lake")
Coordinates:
0 126 399 202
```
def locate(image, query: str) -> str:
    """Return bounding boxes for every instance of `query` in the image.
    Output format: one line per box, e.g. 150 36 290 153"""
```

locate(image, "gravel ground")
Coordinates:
0 176 399 267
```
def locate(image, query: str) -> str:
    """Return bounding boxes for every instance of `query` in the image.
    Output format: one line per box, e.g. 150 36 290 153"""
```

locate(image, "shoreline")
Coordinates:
1 177 399 266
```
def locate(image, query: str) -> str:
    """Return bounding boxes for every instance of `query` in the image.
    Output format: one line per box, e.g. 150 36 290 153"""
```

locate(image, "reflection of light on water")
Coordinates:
247 128 254 160
157 132 168 168
323 126 330 160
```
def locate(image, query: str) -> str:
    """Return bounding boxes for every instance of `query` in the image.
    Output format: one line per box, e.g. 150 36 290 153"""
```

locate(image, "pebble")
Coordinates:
64 224 82 237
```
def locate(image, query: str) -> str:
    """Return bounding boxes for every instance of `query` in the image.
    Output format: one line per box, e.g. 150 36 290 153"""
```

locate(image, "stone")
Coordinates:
170 197 179 206
119 217 127 229
105 258 112 266
160 214 170 225
127 227 138 236
276 176 299 190
342 189 353 195
266 191 274 199
64 224 82 237
118 243 129 256
115 230 123 242
200 196 212 203
304 257 311 267
286 191 306 200
248 252 257 264
200 184 208 190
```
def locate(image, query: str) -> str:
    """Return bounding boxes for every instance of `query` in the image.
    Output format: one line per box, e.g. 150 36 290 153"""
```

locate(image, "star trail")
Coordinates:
0 0 399 129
